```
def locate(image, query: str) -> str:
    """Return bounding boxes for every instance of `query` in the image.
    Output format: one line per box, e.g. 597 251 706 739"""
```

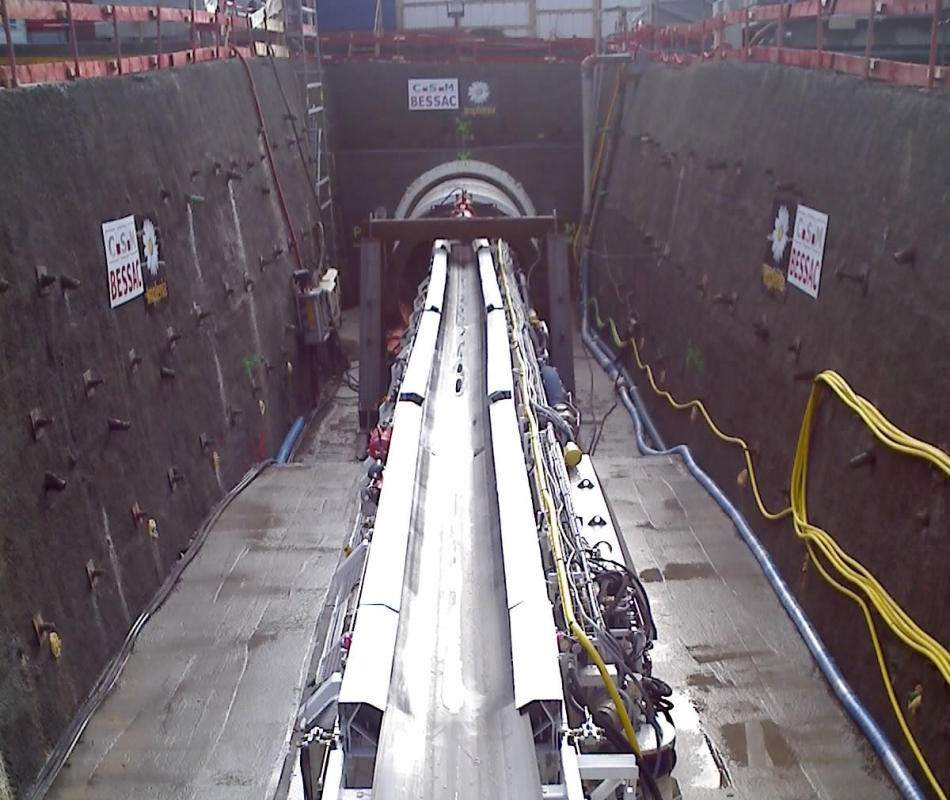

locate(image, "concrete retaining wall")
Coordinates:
0 58 320 798
592 60 950 784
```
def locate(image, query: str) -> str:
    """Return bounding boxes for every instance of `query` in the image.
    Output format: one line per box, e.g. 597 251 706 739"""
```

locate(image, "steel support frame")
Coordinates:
369 216 557 241
545 233 576 396
358 238 384 431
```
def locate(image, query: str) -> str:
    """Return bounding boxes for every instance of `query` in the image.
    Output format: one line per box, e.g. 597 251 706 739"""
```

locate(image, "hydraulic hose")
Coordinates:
580 262 928 800
499 250 643 758
276 416 306 463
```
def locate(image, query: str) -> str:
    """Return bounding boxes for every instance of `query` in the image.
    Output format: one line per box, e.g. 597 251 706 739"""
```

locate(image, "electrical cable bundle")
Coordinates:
500 242 678 800
586 277 950 800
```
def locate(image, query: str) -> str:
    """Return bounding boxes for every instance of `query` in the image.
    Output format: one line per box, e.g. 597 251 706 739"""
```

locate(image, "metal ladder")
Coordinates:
299 4 339 270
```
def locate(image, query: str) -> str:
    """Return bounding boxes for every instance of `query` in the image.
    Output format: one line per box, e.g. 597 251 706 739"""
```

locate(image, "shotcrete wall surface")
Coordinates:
0 58 321 799
591 60 949 786
324 61 583 302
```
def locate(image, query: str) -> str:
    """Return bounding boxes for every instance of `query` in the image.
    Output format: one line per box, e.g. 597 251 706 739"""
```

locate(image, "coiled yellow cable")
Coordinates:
588 295 949 800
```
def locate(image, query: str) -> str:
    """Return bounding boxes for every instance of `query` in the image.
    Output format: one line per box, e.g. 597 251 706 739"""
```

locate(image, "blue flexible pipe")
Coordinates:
276 416 306 464
580 258 926 800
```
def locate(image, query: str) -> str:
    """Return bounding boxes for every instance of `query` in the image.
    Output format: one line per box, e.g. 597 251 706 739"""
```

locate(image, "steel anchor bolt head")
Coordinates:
43 471 67 492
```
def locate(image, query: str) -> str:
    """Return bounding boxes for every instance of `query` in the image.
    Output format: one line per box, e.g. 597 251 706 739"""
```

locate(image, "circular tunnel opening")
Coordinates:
385 160 542 344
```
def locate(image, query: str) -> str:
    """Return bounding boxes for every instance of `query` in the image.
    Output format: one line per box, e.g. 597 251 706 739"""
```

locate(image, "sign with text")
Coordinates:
462 79 497 116
102 215 144 308
787 204 829 299
407 78 459 111
760 199 795 297
140 217 168 308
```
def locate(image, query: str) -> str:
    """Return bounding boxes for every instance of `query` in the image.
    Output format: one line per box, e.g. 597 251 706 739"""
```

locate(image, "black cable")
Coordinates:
589 398 618 456
589 554 657 643
532 402 575 445
434 185 466 208
592 711 664 800
25 460 274 800
524 251 542 293
566 661 588 711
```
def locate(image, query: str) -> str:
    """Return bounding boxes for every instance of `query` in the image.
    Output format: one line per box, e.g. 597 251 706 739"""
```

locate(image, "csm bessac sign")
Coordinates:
407 78 459 111
102 214 144 308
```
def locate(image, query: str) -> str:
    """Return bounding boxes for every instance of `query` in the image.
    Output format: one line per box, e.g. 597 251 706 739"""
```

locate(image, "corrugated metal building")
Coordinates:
315 0 704 38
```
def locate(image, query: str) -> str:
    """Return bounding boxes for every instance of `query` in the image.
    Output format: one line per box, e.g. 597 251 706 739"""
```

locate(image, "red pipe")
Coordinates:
157 3 162 68
65 0 80 78
743 8 749 61
190 0 196 60
0 0 18 87
777 0 784 62
112 9 122 74
927 0 939 90
864 0 875 77
235 51 305 271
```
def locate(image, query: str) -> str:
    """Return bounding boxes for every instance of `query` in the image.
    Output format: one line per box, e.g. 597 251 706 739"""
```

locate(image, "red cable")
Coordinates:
236 50 305 271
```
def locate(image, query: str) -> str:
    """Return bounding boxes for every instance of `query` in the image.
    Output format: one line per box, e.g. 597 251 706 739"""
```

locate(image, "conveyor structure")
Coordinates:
297 222 680 799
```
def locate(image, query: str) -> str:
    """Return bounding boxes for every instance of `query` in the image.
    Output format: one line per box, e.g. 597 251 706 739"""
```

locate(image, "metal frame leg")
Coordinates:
359 238 384 430
545 233 576 396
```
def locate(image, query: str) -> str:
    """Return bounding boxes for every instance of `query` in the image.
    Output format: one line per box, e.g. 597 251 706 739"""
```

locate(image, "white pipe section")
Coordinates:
477 245 504 311
424 245 448 313
482 250 561 712
486 311 514 401
397 310 441 403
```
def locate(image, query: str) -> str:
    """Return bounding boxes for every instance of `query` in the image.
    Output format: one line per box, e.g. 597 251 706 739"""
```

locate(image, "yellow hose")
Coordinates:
498 247 643 757
588 294 949 800
588 296 790 522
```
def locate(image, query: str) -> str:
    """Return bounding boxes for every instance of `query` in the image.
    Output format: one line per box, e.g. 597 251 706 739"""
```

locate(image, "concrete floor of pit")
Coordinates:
573 337 896 800
43 373 364 800
42 311 896 800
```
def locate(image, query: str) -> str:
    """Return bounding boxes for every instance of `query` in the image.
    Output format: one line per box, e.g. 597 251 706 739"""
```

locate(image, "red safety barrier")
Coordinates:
0 43 254 85
617 0 947 95
0 0 944 90
0 0 282 87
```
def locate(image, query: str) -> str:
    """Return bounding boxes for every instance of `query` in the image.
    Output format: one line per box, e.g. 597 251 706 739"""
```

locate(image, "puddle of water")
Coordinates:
720 720 798 769
662 562 716 581
668 689 730 790
687 644 775 665
640 567 663 583
639 562 716 582
686 671 727 690
663 497 685 512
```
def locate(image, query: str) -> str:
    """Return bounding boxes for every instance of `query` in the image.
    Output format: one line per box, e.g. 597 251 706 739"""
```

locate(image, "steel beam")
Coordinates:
368 216 557 242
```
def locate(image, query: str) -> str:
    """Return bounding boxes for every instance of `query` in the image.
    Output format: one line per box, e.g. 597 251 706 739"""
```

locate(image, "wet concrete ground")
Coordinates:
574 341 896 800
45 381 363 800
40 318 898 800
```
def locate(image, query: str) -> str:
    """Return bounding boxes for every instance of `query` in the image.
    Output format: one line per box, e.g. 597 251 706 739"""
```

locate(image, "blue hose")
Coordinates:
581 259 926 800
276 416 306 464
